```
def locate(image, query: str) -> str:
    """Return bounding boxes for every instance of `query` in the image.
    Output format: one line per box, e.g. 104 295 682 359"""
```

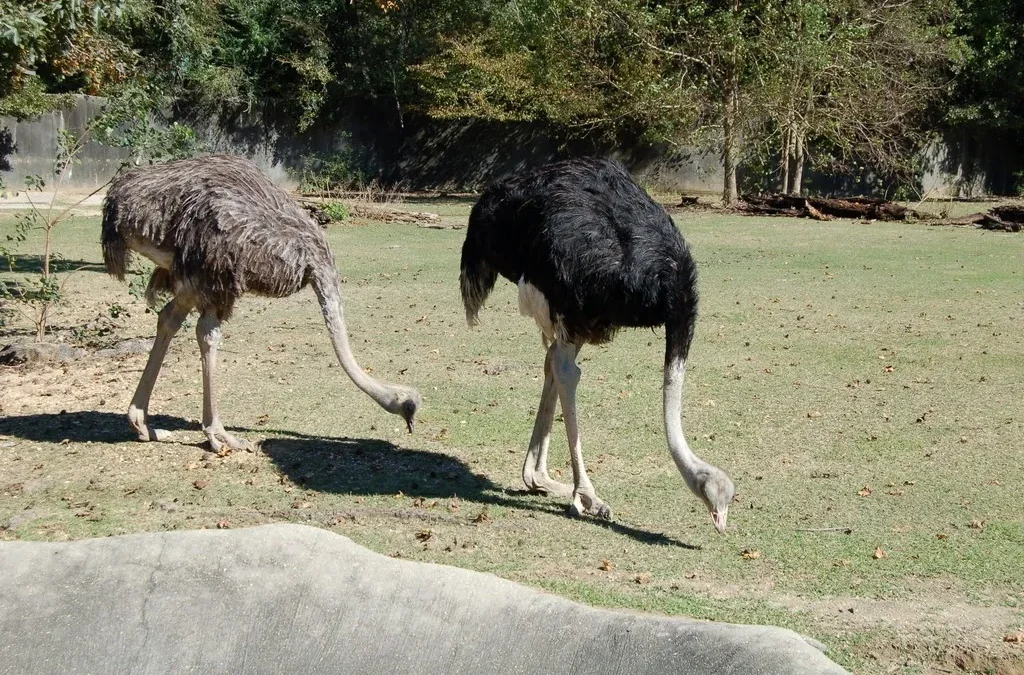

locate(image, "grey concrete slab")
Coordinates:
0 524 847 674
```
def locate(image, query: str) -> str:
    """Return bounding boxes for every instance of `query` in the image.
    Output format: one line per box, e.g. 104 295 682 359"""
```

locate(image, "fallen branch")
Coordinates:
929 205 1024 231
347 204 443 226
299 200 444 226
739 194 917 221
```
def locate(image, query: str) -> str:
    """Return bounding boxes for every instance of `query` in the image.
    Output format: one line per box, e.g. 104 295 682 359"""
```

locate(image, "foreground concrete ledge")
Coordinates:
0 524 847 674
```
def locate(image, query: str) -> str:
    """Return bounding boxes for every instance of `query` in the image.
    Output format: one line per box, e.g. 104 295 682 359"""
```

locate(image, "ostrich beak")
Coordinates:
406 417 415 434
711 508 728 533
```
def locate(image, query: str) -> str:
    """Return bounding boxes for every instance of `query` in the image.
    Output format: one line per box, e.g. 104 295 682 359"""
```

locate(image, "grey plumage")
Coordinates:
103 155 328 318
102 155 420 451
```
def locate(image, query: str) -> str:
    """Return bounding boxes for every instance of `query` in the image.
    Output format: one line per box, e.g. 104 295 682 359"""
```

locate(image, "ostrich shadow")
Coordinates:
4 255 105 275
0 410 191 445
262 432 700 549
0 411 698 548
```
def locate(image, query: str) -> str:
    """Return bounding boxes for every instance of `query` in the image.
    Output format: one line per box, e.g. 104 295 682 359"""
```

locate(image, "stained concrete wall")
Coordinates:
0 96 724 194
0 95 997 197
0 96 128 193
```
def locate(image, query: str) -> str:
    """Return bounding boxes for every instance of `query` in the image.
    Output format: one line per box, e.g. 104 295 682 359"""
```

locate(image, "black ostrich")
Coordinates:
460 157 734 532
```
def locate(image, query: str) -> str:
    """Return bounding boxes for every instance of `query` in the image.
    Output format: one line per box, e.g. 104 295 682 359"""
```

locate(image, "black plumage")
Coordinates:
460 157 733 531
461 156 699 364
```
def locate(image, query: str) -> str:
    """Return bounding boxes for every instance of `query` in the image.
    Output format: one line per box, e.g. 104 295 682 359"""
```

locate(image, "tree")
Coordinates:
0 0 129 119
753 0 955 195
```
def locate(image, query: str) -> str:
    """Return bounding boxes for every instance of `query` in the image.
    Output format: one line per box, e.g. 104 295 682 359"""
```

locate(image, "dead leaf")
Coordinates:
255 413 270 426
873 546 887 559
472 510 491 524
685 572 698 580
883 365 895 373
216 519 230 529
936 533 949 540
887 489 904 496
858 485 872 497
970 519 986 530
634 573 651 585
807 410 823 418
599 559 614 571
186 461 200 471
291 500 312 509
1004 632 1024 643
193 479 209 490
740 549 762 560
415 529 434 542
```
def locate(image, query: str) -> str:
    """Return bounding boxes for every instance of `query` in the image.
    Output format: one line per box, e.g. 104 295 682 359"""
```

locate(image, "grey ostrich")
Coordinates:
101 155 420 452
460 157 734 532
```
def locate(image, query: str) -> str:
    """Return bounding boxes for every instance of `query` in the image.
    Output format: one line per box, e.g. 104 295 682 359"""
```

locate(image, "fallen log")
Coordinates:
989 205 1024 225
347 204 443 225
739 194 916 221
300 200 443 226
924 200 1024 231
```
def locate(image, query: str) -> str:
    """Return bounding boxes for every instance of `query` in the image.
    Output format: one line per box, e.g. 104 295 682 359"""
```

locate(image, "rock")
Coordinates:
4 508 43 530
0 342 85 365
96 338 154 358
21 478 51 495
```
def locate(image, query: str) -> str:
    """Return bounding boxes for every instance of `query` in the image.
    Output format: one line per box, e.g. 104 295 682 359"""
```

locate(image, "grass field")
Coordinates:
1 202 1023 673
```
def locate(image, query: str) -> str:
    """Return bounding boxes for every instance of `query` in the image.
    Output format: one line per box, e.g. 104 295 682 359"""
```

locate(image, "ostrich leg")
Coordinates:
128 295 192 442
196 311 252 452
522 344 573 497
551 341 611 520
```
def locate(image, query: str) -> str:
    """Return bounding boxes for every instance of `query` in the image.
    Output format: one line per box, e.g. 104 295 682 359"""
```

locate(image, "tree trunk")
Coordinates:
722 80 739 206
792 130 805 196
781 123 792 194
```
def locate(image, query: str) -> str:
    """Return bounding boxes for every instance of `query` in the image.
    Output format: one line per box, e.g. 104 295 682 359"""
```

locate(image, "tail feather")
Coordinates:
459 235 498 327
101 197 129 280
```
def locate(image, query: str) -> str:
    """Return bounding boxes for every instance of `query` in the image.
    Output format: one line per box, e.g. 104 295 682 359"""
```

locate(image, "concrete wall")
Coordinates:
0 96 723 195
0 96 128 193
2 95 1004 197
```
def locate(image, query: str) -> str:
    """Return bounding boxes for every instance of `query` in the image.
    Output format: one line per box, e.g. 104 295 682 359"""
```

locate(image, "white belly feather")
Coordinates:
518 277 567 343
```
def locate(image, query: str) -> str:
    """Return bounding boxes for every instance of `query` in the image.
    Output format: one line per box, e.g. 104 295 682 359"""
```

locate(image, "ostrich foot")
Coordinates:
523 473 574 498
568 492 613 521
203 425 254 453
128 405 174 442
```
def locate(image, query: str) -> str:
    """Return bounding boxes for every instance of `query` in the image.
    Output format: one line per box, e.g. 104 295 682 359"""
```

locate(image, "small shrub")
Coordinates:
321 201 350 222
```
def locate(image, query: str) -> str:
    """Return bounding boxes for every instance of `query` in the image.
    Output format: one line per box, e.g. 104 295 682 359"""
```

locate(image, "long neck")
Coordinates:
664 356 710 496
312 267 400 411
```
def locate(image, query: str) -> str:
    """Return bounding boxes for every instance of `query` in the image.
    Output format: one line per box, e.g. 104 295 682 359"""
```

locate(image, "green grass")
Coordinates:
2 205 1023 673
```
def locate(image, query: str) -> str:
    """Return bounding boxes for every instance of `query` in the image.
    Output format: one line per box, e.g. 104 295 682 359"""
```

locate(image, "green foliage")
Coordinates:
92 81 201 162
0 77 76 120
0 0 128 117
949 0 1024 130
320 201 350 222
293 147 366 194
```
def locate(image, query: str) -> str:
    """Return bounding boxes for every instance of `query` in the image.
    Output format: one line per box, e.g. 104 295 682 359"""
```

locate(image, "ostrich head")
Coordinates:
382 386 421 433
693 466 735 533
